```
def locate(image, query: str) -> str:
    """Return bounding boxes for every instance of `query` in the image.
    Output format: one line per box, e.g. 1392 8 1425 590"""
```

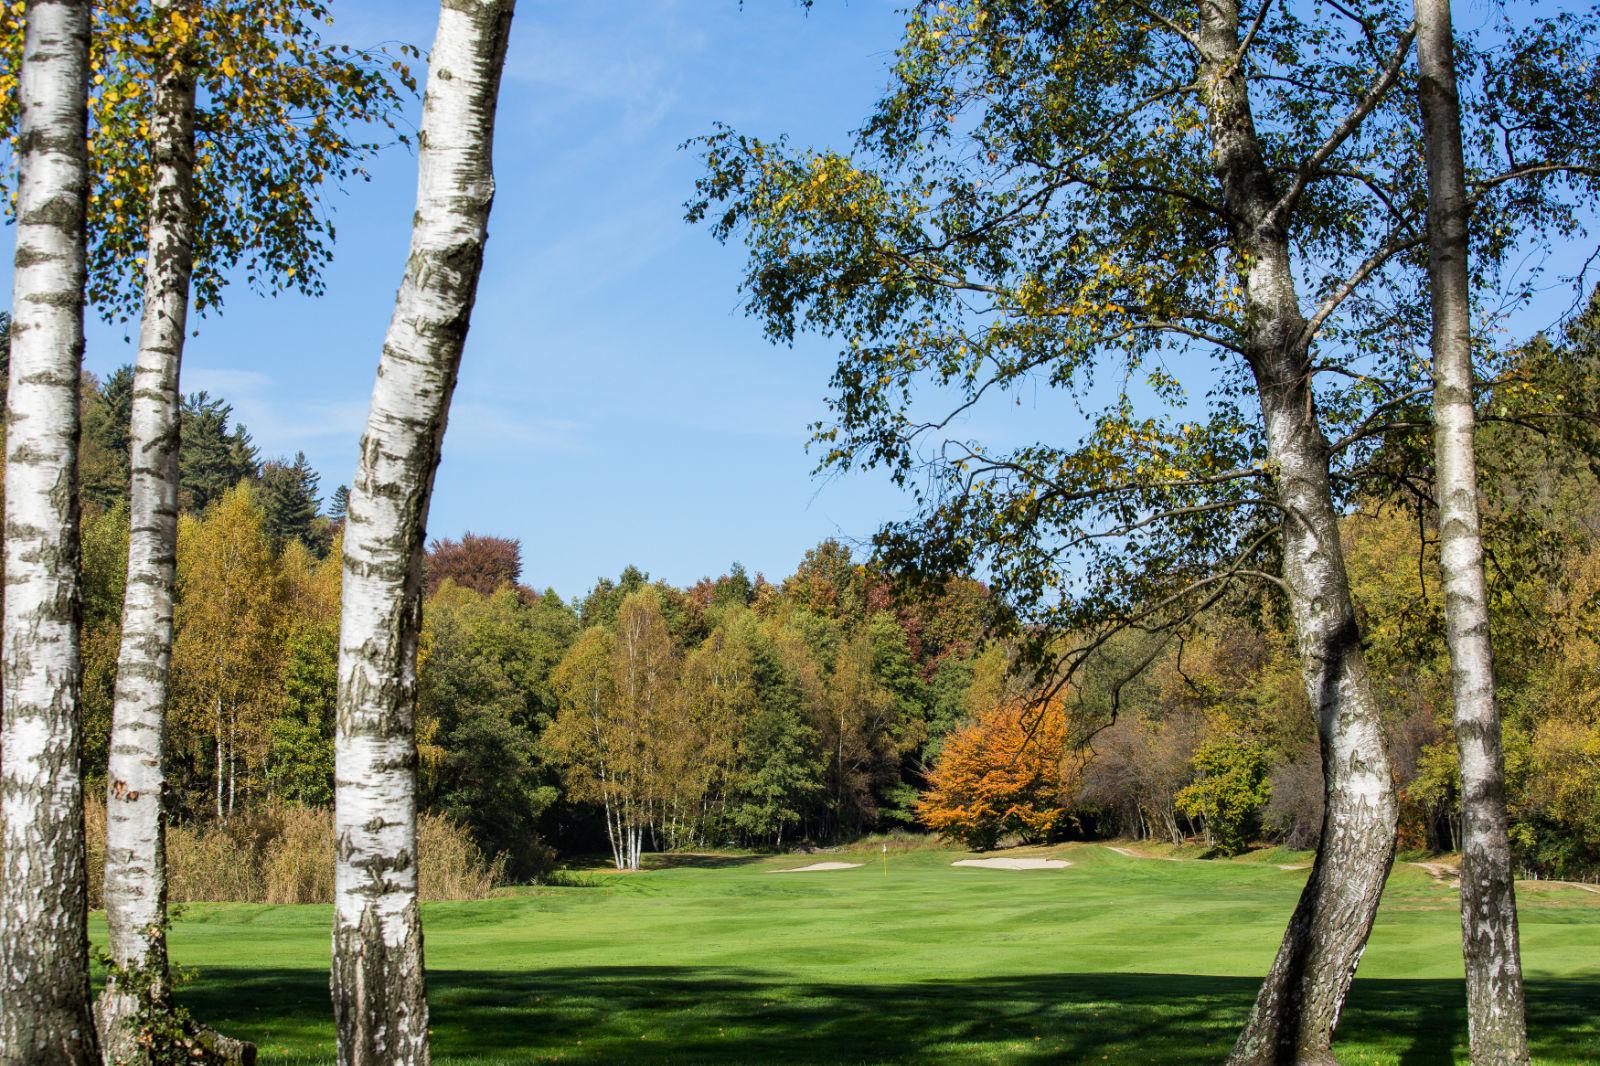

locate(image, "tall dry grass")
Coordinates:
85 800 502 906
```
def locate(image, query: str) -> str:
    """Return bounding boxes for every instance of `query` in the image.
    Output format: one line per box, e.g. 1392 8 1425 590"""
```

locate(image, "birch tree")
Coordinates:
1193 7 1403 1057
1 1 416 1054
0 2 96 1063
611 587 679 858
332 2 515 1062
692 2 1414 1058
1414 0 1526 1058
548 591 681 870
549 626 645 870
694 0 1600 1052
171 484 285 819
95 1 196 1054
1 2 418 323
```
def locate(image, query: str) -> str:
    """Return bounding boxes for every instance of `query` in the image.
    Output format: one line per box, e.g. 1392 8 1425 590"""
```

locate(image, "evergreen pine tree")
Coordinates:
259 451 321 547
328 483 350 522
179 391 259 511
79 367 134 513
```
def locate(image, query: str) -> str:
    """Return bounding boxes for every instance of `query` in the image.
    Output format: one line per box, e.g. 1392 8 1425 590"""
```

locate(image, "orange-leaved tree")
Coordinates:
917 695 1071 850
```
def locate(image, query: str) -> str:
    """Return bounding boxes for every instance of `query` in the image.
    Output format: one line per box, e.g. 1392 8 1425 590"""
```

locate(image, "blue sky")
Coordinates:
102 0 930 599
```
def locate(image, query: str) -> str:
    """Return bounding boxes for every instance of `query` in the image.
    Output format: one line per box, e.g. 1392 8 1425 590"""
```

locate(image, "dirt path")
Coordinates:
1104 843 1309 870
1410 860 1460 883
1409 860 1600 897
774 862 862 873
1077 847 1595 895
1103 845 1182 862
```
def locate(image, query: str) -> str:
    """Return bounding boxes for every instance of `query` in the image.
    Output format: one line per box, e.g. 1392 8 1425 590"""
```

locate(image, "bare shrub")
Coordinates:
1264 745 1325 850
84 801 501 905
419 811 506 901
1075 711 1201 844
85 798 107 910
263 805 335 904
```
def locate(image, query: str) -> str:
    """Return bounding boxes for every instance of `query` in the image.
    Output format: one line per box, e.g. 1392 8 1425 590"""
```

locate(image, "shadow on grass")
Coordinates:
555 852 773 875
536 870 610 889
645 852 772 871
182 966 1599 1065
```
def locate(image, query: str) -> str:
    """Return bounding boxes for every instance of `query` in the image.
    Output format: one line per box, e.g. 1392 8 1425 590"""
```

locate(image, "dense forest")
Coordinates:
36 297 1600 886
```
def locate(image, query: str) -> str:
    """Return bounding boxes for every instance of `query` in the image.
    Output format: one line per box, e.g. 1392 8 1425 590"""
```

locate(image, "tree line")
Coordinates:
71 441 1001 879
922 326 1600 874
64 333 1600 893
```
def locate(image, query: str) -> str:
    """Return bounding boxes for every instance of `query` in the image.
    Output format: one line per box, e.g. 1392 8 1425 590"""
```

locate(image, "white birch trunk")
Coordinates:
331 4 515 1064
0 2 96 1063
606 799 623 871
95 2 197 1056
1195 4 1401 1061
214 699 224 820
1414 1 1529 1059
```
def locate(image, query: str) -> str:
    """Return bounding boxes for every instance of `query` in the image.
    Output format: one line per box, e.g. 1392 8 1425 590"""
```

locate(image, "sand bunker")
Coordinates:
951 857 1070 870
775 861 863 873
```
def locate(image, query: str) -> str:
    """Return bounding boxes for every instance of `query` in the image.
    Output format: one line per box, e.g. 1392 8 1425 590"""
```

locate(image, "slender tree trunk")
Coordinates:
1195 4 1400 1062
96 4 196 1054
601 783 624 871
1414 1 1529 1059
215 702 224 819
1232 343 1399 1066
0 3 96 1063
331 4 514 1064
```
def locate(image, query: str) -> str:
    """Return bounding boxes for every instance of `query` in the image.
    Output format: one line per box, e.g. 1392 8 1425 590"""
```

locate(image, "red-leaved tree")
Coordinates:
424 532 522 596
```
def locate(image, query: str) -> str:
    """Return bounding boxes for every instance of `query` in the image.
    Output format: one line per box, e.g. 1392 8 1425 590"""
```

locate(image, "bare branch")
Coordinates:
1268 24 1416 228
1469 162 1600 205
1227 0 1278 75
1296 225 1424 351
1130 0 1202 50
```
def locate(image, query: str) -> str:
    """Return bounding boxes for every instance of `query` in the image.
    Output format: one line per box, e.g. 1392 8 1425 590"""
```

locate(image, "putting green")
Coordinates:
109 842 1600 1064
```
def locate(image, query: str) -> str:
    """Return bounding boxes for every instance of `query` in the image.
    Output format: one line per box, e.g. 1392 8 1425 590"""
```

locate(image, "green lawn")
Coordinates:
110 842 1600 1064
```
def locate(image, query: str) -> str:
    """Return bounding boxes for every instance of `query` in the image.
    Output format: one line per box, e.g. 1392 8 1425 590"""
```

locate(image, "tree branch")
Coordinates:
1130 0 1202 50
1295 225 1424 351
1268 23 1416 228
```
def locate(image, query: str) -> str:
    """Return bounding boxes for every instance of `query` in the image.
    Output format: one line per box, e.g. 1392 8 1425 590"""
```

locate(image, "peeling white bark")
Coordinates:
95 2 198 1057
1414 1 1529 1060
1191 3 1401 1062
331 4 515 1064
0 3 96 1064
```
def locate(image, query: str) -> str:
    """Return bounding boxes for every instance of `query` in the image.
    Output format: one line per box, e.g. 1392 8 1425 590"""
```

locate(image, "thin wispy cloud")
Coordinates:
185 367 369 459
442 402 587 456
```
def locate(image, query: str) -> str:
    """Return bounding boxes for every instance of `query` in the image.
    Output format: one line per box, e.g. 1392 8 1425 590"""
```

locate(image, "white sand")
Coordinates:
951 857 1070 870
775 861 863 873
